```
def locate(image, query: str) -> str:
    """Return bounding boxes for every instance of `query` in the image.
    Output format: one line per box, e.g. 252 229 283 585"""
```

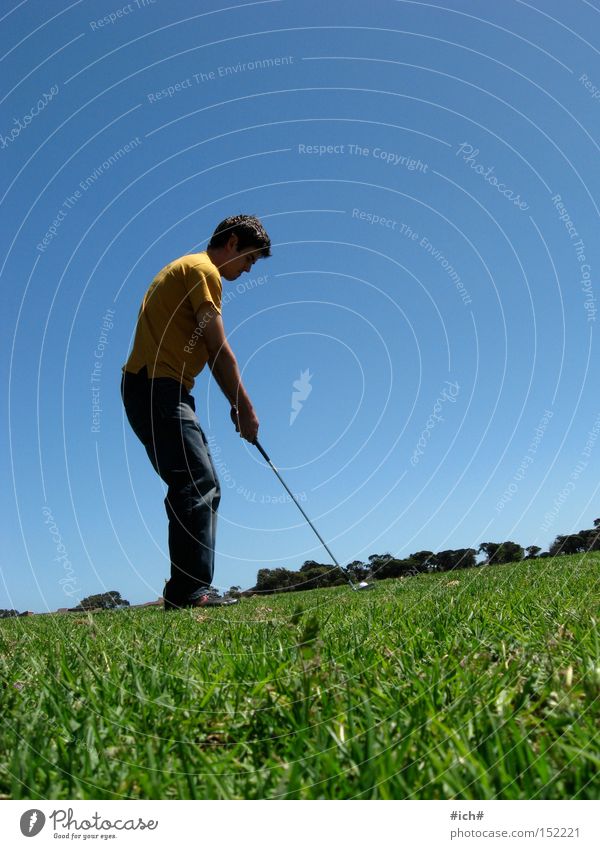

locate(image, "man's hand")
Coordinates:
230 403 259 443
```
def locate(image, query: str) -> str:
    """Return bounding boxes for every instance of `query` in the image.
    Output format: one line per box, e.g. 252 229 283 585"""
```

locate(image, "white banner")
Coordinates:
0 800 598 848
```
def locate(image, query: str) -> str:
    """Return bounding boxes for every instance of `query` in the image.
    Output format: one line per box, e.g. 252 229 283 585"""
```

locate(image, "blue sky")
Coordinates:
1 0 599 611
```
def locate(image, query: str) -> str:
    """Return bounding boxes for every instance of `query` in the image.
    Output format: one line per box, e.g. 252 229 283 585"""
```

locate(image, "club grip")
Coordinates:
253 439 271 463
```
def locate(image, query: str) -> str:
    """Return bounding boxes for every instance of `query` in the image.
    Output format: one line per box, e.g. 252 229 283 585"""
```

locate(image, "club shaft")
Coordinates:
254 439 342 570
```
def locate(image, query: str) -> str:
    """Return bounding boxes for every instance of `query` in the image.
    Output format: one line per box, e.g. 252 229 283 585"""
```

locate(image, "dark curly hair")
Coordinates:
208 214 271 257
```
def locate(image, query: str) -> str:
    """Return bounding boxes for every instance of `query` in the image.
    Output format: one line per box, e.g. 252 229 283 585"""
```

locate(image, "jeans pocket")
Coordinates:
151 379 196 423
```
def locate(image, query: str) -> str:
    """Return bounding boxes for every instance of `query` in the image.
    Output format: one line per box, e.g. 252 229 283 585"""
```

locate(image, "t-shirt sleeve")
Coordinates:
181 260 222 316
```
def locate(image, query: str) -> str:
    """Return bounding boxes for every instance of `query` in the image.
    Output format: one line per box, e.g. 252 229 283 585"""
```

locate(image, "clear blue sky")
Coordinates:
1 0 599 612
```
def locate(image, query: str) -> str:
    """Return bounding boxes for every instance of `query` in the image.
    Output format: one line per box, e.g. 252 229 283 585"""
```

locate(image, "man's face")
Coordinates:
219 237 261 281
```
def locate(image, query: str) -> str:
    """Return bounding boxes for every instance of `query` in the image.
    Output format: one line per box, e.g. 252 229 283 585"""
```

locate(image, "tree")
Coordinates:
478 541 523 565
367 554 395 579
509 543 525 562
77 591 130 610
547 522 600 556
407 551 437 572
254 568 298 593
573 522 600 552
548 534 586 556
435 549 477 572
297 565 341 590
0 609 19 618
525 545 541 559
375 558 415 579
496 541 524 564
299 560 322 572
295 561 346 589
585 521 600 550
345 560 369 581
478 542 502 564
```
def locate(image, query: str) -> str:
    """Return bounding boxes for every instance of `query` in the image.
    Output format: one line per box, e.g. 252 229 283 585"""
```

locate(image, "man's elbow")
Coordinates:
205 338 232 365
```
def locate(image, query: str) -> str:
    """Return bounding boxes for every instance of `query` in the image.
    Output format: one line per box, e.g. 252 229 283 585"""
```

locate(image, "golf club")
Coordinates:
253 439 373 591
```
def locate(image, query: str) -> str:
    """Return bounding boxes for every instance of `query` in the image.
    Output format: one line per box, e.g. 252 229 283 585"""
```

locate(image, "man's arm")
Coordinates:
195 303 259 443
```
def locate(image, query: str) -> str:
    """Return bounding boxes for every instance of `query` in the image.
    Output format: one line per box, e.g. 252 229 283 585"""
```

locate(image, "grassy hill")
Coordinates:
1 553 598 799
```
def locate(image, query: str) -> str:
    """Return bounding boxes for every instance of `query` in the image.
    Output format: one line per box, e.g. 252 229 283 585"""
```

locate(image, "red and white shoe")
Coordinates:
192 594 239 608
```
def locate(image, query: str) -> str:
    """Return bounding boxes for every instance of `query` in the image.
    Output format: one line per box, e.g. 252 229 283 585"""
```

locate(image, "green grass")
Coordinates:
1 554 599 799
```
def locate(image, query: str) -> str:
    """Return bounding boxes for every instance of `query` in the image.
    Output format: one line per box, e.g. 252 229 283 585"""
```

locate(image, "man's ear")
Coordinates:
226 233 239 252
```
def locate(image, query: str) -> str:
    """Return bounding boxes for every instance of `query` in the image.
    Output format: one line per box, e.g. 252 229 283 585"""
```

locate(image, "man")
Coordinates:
120 214 271 610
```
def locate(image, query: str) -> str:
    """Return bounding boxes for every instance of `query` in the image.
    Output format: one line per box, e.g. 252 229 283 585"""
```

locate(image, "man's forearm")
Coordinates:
207 344 251 409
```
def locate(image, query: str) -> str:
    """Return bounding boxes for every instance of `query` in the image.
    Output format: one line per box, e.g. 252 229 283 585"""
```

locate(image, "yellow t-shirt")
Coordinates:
122 252 222 391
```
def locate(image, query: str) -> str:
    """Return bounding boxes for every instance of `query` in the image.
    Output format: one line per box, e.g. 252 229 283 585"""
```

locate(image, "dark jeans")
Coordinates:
120 366 221 609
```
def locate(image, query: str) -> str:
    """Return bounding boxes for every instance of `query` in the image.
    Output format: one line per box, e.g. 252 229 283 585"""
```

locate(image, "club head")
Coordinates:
352 581 376 591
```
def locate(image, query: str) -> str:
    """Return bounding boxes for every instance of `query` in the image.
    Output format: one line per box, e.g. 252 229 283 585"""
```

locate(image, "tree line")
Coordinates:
0 590 130 618
250 519 600 595
1 522 598 616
